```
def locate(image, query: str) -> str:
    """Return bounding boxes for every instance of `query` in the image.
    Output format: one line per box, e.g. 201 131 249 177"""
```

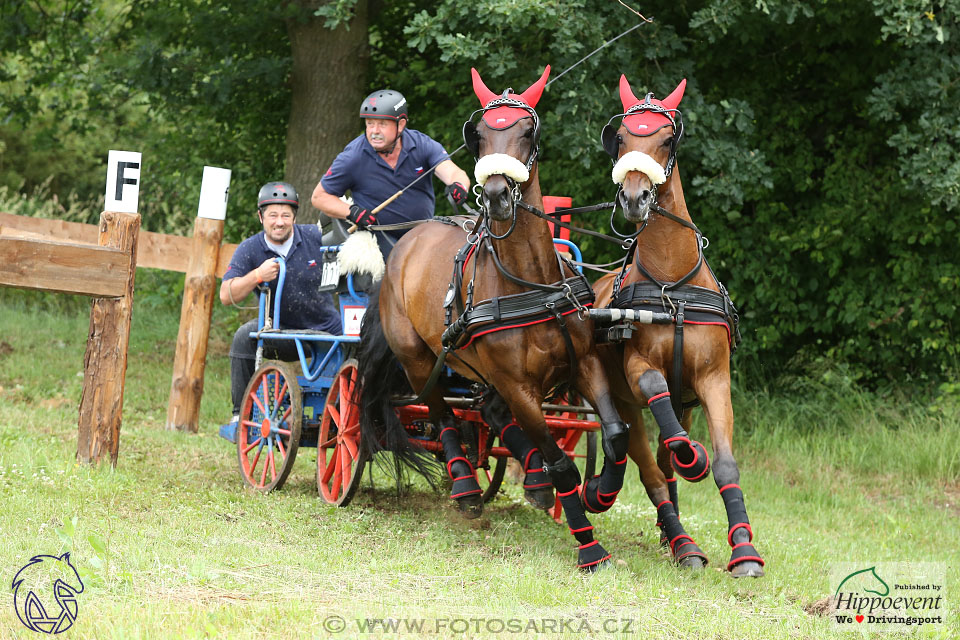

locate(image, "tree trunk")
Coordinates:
285 1 370 225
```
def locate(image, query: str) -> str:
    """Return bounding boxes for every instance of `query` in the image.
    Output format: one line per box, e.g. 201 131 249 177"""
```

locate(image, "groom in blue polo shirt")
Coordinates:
219 181 342 423
311 89 471 257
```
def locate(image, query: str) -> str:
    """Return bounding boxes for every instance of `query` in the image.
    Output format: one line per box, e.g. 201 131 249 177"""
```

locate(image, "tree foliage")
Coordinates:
1 0 958 389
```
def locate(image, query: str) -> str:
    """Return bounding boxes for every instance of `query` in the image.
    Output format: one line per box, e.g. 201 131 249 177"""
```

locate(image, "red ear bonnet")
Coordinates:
472 66 551 130
620 76 686 136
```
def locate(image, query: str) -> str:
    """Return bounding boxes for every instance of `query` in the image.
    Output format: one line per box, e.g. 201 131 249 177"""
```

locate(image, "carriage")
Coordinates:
218 240 599 518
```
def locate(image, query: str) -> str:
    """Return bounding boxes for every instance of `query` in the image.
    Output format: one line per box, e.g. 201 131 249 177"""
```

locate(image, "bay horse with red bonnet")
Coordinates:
593 75 765 577
358 67 631 571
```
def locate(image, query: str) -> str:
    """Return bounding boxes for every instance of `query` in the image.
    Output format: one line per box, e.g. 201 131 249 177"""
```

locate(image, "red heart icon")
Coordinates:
856 615 864 623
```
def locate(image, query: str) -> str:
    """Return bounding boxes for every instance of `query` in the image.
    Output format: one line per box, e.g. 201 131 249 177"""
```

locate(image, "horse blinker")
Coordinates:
601 124 620 160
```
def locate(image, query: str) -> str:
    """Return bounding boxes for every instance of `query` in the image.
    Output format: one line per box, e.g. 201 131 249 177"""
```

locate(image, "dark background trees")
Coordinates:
1 0 957 392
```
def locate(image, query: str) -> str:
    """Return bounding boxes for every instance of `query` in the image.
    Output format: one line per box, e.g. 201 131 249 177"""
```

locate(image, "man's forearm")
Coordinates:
311 188 351 220
219 270 261 305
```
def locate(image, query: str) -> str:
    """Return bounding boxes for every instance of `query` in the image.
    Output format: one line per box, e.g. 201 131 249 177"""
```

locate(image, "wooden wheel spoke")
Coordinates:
338 384 352 427
249 442 264 477
259 446 270 487
330 455 343 500
340 433 359 460
268 449 277 482
322 446 340 484
327 403 341 430
242 435 263 454
276 435 287 460
250 388 267 417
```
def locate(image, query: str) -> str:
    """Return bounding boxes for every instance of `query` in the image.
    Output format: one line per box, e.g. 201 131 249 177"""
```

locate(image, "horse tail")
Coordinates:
357 282 439 483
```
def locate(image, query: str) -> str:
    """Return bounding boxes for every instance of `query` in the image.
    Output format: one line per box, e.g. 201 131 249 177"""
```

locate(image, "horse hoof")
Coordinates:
456 494 484 519
731 561 765 578
580 557 613 574
523 487 555 511
678 555 707 570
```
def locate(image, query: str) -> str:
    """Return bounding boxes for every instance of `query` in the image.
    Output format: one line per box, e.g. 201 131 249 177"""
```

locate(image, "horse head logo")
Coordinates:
834 566 890 598
11 552 84 634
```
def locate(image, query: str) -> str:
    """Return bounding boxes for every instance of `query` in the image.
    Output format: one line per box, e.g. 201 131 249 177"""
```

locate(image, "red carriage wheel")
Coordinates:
477 456 506 503
317 359 368 506
236 361 303 492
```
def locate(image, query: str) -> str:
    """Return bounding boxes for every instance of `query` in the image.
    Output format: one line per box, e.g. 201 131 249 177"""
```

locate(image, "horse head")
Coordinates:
464 66 550 221
602 75 686 223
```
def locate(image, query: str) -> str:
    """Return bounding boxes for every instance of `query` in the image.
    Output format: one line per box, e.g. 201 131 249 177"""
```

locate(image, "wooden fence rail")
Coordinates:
0 211 237 276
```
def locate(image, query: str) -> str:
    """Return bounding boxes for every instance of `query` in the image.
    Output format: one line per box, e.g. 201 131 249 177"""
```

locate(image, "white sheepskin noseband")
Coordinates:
338 230 384 281
611 151 666 186
474 153 530 187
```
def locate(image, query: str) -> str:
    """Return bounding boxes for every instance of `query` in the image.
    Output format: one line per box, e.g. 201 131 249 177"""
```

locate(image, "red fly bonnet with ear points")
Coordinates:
621 76 685 136
463 66 551 172
471 66 550 129
601 76 687 177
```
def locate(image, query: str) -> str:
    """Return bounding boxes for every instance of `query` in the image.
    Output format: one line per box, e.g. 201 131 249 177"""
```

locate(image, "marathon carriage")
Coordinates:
218 237 600 519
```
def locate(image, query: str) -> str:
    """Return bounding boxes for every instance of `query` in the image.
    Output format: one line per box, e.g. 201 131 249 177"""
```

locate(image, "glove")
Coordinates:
445 182 468 206
347 204 377 229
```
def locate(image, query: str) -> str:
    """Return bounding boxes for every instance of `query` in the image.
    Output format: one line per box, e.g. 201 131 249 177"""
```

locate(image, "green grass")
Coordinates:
0 286 957 639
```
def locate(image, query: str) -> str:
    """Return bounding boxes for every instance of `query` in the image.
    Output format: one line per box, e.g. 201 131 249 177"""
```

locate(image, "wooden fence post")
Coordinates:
165 217 224 432
77 211 140 466
166 166 231 432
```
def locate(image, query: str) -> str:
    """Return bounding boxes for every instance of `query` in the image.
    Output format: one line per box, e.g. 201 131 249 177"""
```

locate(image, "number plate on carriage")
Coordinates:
319 252 340 291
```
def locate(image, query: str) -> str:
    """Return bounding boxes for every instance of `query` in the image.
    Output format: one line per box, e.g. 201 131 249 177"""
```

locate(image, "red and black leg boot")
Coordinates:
656 499 708 569
648 392 710 482
581 420 629 513
440 425 483 518
719 483 764 577
498 422 554 510
547 454 611 572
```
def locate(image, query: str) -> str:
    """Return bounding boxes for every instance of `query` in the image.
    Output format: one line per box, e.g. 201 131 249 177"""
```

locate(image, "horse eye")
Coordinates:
523 128 533 138
662 137 673 147
616 134 623 145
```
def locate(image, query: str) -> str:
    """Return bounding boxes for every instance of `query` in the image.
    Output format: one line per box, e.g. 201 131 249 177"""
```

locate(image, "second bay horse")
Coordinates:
594 75 765 577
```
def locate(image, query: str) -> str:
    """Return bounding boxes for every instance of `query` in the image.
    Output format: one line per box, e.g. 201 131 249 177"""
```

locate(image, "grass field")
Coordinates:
0 285 957 639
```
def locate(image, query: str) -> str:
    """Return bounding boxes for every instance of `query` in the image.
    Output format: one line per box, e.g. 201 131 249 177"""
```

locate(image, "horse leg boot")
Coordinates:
545 453 611 571
715 455 764 577
480 392 553 509
439 416 483 518
655 440 680 548
624 404 707 569
580 418 629 513
639 370 710 483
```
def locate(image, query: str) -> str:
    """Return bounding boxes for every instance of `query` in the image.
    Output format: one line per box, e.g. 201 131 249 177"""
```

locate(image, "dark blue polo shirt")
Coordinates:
320 128 449 256
223 224 342 334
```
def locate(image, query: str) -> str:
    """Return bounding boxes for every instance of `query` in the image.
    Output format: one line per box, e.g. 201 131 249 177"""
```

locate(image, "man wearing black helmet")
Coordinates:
311 89 471 257
219 182 341 425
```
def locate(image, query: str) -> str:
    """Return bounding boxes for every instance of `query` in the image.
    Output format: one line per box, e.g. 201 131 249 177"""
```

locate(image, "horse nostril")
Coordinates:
638 190 651 207
619 190 631 209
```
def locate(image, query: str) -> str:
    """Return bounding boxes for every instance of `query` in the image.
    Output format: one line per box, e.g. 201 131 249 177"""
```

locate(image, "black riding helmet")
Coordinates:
360 89 408 122
257 181 299 213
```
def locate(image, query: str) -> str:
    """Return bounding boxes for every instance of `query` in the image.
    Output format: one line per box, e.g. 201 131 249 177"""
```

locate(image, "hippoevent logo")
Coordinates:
11 553 84 634
830 562 945 632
